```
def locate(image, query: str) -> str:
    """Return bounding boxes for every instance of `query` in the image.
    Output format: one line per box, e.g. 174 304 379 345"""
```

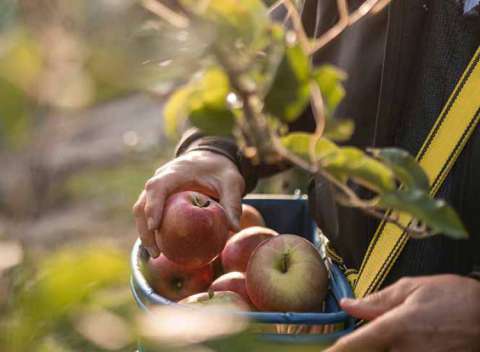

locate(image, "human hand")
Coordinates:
326 274 480 351
133 150 245 258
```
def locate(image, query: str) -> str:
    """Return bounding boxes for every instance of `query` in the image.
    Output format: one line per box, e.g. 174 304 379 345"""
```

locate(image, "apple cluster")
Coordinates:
145 191 329 312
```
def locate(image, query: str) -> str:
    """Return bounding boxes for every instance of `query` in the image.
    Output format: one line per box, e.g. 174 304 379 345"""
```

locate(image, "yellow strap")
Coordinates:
354 46 480 298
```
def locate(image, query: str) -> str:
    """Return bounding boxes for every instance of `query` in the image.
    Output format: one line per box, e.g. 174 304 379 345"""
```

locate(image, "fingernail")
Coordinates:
147 217 156 231
145 246 160 258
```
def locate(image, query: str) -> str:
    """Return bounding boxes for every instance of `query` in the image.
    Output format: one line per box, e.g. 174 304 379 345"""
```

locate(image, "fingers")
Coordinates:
340 277 419 321
143 173 179 232
325 307 407 352
133 191 160 258
138 150 245 242
218 170 245 231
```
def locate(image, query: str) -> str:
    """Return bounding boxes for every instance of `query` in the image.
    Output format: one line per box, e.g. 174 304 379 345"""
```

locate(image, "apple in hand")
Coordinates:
146 254 214 302
222 226 278 273
246 234 328 312
179 290 250 311
210 272 252 306
240 204 265 229
156 191 229 268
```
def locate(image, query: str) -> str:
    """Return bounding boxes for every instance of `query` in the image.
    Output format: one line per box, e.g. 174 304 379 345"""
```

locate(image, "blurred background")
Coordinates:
0 1 307 350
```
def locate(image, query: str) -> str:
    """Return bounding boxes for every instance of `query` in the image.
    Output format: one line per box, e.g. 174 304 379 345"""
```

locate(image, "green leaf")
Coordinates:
380 190 468 239
163 85 194 138
264 43 311 122
324 118 354 142
322 147 396 193
371 148 430 191
280 132 338 161
163 68 235 137
312 65 346 114
190 106 235 135
200 0 269 48
188 68 235 135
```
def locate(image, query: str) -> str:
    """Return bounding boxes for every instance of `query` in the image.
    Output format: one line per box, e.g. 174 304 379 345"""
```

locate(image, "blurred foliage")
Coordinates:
264 42 311 122
164 68 235 137
0 245 136 352
61 160 162 214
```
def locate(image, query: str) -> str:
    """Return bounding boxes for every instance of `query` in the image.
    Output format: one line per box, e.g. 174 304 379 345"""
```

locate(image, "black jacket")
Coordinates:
177 0 480 287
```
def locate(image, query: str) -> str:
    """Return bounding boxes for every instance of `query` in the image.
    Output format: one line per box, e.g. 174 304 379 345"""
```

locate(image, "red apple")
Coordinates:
221 226 278 273
240 204 265 229
156 191 229 268
146 254 214 302
178 290 250 311
246 234 328 312
210 272 252 306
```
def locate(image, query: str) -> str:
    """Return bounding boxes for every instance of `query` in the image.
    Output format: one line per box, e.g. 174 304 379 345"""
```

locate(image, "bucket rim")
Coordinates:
130 238 354 325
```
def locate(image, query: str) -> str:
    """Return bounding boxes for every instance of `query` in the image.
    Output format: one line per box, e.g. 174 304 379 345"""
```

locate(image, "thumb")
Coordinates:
218 177 243 232
340 278 418 321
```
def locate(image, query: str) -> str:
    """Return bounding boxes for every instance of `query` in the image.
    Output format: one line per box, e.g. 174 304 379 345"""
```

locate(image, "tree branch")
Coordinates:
308 0 391 54
141 0 189 28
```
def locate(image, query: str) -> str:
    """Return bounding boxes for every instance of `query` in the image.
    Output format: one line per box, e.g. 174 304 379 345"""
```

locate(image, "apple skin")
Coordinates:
240 204 265 229
245 234 328 312
221 226 278 273
210 272 252 306
146 254 214 302
178 290 250 311
156 191 229 268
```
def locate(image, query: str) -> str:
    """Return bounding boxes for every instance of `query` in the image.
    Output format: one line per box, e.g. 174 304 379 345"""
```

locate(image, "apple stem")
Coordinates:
192 194 211 208
172 278 183 291
208 288 215 299
280 253 290 273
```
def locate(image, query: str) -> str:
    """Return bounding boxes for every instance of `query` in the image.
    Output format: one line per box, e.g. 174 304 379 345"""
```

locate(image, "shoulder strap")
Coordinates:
354 46 480 298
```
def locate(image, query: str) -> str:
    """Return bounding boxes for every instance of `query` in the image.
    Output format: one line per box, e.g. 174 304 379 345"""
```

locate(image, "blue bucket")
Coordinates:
130 194 355 345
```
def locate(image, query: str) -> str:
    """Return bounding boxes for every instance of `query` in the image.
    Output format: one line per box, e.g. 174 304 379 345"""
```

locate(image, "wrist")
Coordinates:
185 146 240 171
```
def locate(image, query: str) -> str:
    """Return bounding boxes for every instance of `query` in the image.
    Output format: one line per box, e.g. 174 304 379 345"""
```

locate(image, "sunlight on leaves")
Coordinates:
199 0 269 49
324 118 354 142
0 30 43 91
164 68 235 138
312 65 346 115
322 147 396 193
280 132 338 161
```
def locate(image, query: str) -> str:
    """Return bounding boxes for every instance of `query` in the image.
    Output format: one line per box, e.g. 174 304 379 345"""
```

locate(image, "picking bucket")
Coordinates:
130 194 354 346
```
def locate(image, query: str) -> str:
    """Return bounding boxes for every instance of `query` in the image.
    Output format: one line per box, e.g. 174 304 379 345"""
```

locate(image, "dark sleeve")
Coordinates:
175 108 316 194
175 129 261 193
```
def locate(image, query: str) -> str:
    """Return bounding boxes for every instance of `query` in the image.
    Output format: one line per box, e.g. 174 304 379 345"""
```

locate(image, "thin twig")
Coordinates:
213 45 279 164
141 0 189 28
268 0 286 15
308 81 326 168
308 0 349 54
273 137 317 173
283 0 311 53
308 0 391 54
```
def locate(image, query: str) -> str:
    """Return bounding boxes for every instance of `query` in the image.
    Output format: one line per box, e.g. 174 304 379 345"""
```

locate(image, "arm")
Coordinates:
133 103 315 257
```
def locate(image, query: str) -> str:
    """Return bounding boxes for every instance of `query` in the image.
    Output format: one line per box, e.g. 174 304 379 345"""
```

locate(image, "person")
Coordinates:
133 0 480 350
